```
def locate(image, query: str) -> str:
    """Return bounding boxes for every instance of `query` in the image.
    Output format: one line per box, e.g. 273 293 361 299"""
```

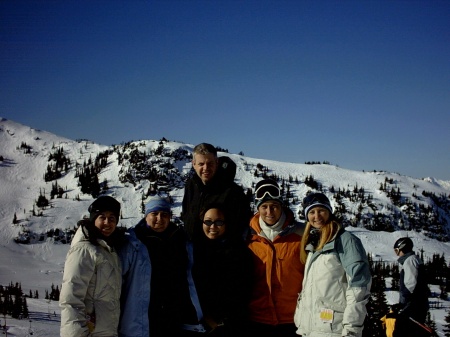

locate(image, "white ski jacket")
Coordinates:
60 226 122 336
294 229 371 337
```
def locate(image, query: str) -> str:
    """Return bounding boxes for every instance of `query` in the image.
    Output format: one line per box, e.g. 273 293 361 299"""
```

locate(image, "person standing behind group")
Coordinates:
294 192 372 337
246 179 305 337
182 143 251 243
392 237 430 337
380 306 397 337
118 196 198 337
60 195 123 337
192 204 253 336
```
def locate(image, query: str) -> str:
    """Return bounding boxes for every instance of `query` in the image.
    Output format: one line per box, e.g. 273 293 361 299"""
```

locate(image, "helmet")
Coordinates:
393 237 413 253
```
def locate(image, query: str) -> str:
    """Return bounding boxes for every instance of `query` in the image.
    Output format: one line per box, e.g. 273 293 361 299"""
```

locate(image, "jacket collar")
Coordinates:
250 207 299 238
308 227 345 260
397 251 414 265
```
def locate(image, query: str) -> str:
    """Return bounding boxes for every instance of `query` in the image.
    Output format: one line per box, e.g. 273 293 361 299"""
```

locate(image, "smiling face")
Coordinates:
307 206 331 229
202 208 226 240
192 153 218 184
146 211 170 233
258 201 282 226
94 211 118 237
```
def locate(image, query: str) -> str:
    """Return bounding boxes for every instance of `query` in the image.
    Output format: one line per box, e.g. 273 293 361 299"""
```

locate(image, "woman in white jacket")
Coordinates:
294 193 371 337
60 196 123 337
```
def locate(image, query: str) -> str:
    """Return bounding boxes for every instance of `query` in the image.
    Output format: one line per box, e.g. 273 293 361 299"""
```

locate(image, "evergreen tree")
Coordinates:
49 284 60 301
36 189 49 208
425 312 437 334
363 260 388 337
22 296 29 318
4 294 11 316
102 178 109 193
12 293 22 318
91 174 100 198
391 264 400 290
443 309 450 337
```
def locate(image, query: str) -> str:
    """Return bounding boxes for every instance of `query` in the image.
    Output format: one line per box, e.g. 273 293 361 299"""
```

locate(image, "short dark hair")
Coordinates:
193 143 217 157
199 203 226 221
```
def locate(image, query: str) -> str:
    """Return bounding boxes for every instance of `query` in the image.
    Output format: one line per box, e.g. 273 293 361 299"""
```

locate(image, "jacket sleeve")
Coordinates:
117 231 136 277
60 245 97 337
338 233 372 337
402 255 420 294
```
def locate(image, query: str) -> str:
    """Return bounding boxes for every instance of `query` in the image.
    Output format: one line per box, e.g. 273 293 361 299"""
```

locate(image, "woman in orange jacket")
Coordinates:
246 179 305 337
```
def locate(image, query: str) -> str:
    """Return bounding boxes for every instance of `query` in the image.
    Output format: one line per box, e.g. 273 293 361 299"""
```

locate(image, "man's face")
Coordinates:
192 153 218 184
146 211 170 233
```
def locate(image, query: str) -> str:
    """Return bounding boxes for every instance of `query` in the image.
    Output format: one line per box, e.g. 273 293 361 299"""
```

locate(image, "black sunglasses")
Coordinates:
203 219 225 227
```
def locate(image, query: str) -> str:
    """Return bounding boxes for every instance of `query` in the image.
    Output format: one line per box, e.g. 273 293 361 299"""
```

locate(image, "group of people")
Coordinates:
58 142 427 337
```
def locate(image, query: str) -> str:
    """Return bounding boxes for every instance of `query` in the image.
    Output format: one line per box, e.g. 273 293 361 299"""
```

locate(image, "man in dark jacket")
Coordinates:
181 143 251 243
393 237 430 337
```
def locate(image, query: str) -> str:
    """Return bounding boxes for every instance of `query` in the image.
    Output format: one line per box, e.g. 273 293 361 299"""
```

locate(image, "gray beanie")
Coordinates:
145 196 171 216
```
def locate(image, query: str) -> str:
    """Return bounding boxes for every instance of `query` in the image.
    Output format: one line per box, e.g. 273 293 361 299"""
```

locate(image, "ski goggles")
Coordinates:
254 183 281 201
203 219 225 227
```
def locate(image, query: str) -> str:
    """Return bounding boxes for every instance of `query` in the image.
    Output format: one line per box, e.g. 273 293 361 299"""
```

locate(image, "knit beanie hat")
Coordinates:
88 196 121 223
145 196 171 217
254 179 282 208
302 192 333 218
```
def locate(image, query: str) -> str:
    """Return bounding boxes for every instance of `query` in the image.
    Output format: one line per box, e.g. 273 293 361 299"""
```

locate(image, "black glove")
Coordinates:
308 228 320 247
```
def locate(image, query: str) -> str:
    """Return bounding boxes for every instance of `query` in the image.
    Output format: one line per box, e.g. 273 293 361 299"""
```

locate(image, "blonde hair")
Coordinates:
300 219 342 264
193 143 217 157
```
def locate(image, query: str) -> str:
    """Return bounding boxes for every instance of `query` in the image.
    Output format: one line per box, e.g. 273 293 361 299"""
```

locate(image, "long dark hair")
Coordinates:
78 218 126 248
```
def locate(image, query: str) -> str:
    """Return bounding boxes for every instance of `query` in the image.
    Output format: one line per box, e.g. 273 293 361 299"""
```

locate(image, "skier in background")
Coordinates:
392 237 430 337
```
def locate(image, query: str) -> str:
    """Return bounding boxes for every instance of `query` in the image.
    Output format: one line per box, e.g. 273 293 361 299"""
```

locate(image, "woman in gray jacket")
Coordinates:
60 196 123 337
294 193 371 337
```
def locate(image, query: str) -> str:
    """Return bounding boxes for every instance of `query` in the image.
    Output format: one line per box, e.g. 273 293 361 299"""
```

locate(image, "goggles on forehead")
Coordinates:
255 184 281 201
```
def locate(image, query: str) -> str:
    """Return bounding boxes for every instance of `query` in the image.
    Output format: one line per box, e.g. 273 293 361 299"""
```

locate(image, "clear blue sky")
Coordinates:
1 0 449 180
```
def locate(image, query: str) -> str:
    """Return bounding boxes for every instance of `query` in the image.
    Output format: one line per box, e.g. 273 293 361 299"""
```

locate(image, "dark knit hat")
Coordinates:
88 196 121 222
145 196 171 217
302 192 333 217
254 179 282 208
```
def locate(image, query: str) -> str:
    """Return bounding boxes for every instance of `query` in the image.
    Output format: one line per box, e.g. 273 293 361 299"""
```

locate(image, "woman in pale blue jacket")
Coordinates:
117 222 152 337
117 196 198 337
294 193 371 337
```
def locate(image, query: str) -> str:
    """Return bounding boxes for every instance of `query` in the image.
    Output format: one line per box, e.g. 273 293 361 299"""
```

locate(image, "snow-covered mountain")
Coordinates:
1 117 450 336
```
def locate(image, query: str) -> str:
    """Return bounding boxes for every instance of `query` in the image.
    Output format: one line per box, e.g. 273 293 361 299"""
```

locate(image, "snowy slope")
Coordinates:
1 117 450 336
